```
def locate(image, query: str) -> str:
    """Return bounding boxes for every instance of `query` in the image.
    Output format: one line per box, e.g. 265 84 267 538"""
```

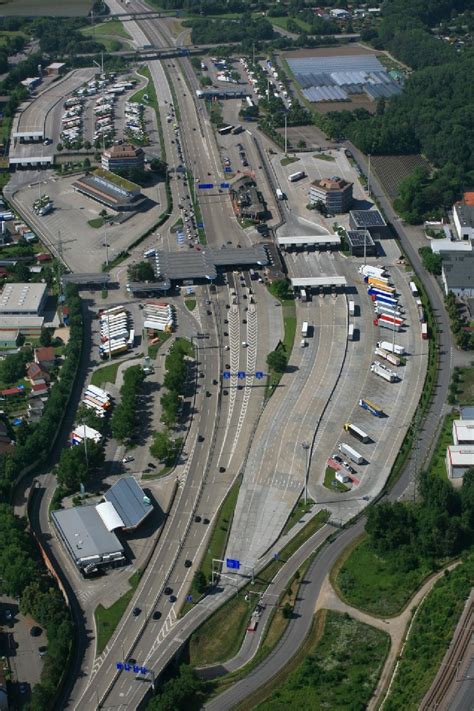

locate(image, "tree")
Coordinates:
418 247 442 275
297 139 307 149
193 570 207 594
0 350 29 384
270 279 290 300
83 157 91 170
150 431 177 463
160 390 180 427
150 158 167 178
148 665 205 711
39 327 53 347
282 602 293 619
127 261 155 282
56 143 63 152
267 349 288 373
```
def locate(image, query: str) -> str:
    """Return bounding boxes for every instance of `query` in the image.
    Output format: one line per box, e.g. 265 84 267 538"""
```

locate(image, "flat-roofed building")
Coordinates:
453 195 474 241
452 420 474 446
441 250 474 298
446 445 474 479
101 143 145 172
345 229 377 257
45 62 66 76
0 315 44 337
73 168 145 212
0 283 47 315
349 209 390 240
309 176 353 213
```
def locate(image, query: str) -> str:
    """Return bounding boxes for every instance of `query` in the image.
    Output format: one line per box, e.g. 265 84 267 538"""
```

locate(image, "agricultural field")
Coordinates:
371 154 430 199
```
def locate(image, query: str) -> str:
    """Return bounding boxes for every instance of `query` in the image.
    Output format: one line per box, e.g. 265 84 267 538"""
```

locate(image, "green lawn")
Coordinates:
88 217 105 229
427 412 457 479
148 332 171 359
82 18 132 41
94 571 141 655
280 156 300 167
281 498 314 535
184 299 196 311
335 536 431 617
314 152 335 162
90 362 120 387
324 466 349 493
270 16 311 32
455 365 474 405
254 610 390 710
265 294 296 397
383 555 474 710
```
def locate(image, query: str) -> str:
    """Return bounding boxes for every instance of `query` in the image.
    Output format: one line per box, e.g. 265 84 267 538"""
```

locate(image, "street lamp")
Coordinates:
302 442 310 506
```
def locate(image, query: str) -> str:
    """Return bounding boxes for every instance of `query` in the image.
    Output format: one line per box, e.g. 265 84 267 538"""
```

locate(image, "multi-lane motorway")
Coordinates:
8 3 458 709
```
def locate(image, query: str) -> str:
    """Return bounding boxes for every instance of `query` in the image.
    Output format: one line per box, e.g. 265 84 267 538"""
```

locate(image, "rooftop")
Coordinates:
346 230 376 248
93 167 140 193
447 445 474 466
104 476 153 530
442 250 474 290
154 245 268 282
103 144 144 159
51 505 124 562
311 176 352 192
0 283 47 314
454 203 474 228
350 209 387 228
453 420 474 443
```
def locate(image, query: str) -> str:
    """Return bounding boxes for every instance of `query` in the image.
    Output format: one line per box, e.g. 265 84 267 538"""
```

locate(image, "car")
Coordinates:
38 646 48 657
223 331 228 337
122 455 134 463
169 595 177 603
19 683 28 695
212 379 218 385
203 518 210 524
128 657 137 665
342 460 352 470
225 345 230 350
224 319 228 324
199 372 205 378
242 319 247 324
225 363 230 369
206 391 211 397
147 463 156 470
164 586 173 596
207 310 212 315
237 385 243 390
346 464 356 474
5 609 12 621
332 454 343 464
197 434 204 442
184 559 193 568
223 389 228 395
219 466 226 473
30 626 42 637
132 607 141 617
152 610 162 620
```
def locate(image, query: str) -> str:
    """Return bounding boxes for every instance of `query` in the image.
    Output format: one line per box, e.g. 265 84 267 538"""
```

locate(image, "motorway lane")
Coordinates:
226 294 347 567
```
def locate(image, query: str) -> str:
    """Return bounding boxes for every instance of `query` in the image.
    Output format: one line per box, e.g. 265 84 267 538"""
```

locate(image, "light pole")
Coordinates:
302 442 310 506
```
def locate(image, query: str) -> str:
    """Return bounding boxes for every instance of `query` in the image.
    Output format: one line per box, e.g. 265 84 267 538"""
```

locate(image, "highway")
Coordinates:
10 4 457 709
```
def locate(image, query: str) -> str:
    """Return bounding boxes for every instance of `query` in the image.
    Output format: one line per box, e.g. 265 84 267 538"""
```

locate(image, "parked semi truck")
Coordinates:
374 304 404 320
373 293 399 308
344 422 370 443
374 347 401 366
338 442 365 465
349 300 355 316
359 265 387 279
377 318 402 332
377 340 405 355
371 361 399 383
359 398 384 417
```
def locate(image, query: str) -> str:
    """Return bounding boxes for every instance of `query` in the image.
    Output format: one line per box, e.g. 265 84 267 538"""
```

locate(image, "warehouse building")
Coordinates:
0 283 47 315
452 420 474 446
345 230 377 257
73 168 145 212
101 143 145 172
51 477 154 573
453 195 474 242
309 176 353 214
446 445 474 479
441 250 474 298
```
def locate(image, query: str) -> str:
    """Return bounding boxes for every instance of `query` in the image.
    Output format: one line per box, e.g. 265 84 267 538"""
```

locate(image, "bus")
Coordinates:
288 171 306 182
344 422 370 443
359 399 384 417
301 321 309 337
218 125 234 135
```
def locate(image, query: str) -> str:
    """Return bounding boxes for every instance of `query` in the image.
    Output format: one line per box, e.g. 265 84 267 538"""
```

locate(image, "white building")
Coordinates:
446 445 474 479
452 420 474 446
453 201 474 242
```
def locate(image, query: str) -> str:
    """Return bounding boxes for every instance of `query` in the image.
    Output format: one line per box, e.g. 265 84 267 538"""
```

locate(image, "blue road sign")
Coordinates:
186 595 193 602
224 167 232 173
117 662 148 674
237 371 246 379
222 371 231 379
273 552 279 560
197 222 204 228
255 371 264 380
226 558 240 569
220 182 230 188
116 662 123 670
198 183 214 189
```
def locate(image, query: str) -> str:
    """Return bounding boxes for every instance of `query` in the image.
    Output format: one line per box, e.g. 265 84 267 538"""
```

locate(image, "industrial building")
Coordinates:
441 250 474 298
345 230 377 257
0 283 47 315
446 445 474 479
277 234 341 251
73 168 145 211
349 209 390 240
309 176 353 214
51 477 153 573
452 420 474 446
101 143 145 172
453 195 474 241
153 245 268 283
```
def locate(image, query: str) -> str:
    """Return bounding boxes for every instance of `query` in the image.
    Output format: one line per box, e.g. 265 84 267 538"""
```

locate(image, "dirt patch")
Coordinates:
371 154 431 199
311 93 377 114
54 326 70 344
276 124 337 151
284 44 382 59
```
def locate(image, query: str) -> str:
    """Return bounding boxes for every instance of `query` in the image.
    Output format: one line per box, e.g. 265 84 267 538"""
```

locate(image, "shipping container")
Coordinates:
344 423 370 443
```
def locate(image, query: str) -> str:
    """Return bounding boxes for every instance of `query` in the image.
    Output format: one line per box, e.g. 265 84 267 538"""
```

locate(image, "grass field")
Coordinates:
324 466 349 493
335 536 431 617
148 332 171 359
270 16 311 32
266 295 296 396
280 155 300 167
94 571 141 655
314 152 335 161
456 365 474 405
184 299 196 311
426 412 457 480
90 362 120 387
87 217 105 229
247 610 389 710
281 498 314 535
383 555 473 710
81 18 132 44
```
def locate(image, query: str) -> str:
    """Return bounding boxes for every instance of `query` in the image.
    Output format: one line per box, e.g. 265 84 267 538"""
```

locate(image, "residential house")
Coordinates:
27 362 50 386
34 346 56 372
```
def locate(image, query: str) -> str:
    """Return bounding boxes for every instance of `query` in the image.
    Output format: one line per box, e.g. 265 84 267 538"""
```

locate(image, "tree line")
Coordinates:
111 365 145 444
160 338 193 427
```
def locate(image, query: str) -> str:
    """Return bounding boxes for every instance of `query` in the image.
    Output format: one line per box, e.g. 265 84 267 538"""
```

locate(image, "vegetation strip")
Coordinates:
94 572 142 655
